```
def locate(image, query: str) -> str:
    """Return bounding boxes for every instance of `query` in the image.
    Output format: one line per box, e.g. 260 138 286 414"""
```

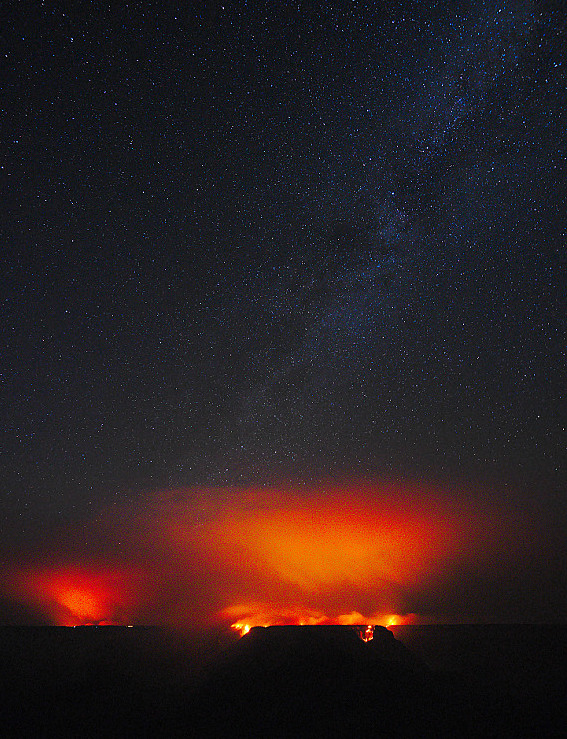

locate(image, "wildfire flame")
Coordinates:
190 488 465 630
2 482 532 628
231 623 251 637
7 566 139 626
222 602 416 634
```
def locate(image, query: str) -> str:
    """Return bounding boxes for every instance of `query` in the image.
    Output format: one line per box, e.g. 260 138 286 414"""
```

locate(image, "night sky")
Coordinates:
1 1 566 625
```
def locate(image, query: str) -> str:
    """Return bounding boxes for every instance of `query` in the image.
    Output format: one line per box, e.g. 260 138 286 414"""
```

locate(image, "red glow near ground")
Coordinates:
9 566 138 626
4 482 527 627
179 486 469 629
223 603 417 635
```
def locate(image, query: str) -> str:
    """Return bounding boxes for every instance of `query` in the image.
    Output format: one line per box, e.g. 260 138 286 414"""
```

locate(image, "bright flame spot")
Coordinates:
231 622 251 637
386 613 417 627
57 585 101 621
361 625 374 642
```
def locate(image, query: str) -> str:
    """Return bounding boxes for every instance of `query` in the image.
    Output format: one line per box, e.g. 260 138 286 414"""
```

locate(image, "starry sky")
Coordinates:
1 1 566 623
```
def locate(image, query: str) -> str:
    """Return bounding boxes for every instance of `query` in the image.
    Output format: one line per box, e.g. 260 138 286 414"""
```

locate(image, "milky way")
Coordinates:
1 1 565 623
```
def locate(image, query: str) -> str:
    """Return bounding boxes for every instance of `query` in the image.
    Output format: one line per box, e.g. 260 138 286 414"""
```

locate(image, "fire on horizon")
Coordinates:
7 566 139 627
1 1 565 638
3 481 549 628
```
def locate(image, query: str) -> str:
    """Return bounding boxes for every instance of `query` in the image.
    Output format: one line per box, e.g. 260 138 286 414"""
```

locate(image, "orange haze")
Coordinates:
148 483 525 628
7 566 141 626
4 482 537 627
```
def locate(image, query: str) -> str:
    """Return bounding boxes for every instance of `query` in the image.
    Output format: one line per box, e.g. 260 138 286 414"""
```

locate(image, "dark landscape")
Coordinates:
2 2 566 736
1 624 565 738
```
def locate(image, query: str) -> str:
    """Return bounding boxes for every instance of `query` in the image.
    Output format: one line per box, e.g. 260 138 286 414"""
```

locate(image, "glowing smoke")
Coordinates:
2 481 556 627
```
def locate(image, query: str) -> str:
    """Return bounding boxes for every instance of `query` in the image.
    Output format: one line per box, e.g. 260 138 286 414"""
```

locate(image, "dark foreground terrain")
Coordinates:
0 624 565 737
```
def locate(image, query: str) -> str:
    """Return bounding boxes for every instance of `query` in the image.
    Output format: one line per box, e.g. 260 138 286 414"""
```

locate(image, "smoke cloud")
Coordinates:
3 481 563 627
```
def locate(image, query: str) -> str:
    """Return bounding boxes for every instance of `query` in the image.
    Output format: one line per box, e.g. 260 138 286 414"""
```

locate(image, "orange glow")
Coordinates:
221 602 328 628
200 495 455 591
8 566 139 626
171 486 476 628
3 481 532 627
220 601 416 632
385 613 416 626
231 623 251 636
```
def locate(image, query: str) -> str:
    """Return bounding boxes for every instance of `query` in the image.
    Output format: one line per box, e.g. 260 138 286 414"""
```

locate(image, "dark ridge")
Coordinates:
191 625 440 737
1 625 566 737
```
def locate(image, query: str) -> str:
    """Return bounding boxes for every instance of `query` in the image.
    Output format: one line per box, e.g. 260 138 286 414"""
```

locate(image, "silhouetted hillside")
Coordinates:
1 625 565 737
191 625 442 737
392 625 567 738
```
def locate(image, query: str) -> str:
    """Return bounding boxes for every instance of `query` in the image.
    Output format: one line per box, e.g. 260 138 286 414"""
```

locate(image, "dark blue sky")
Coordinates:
1 0 565 558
